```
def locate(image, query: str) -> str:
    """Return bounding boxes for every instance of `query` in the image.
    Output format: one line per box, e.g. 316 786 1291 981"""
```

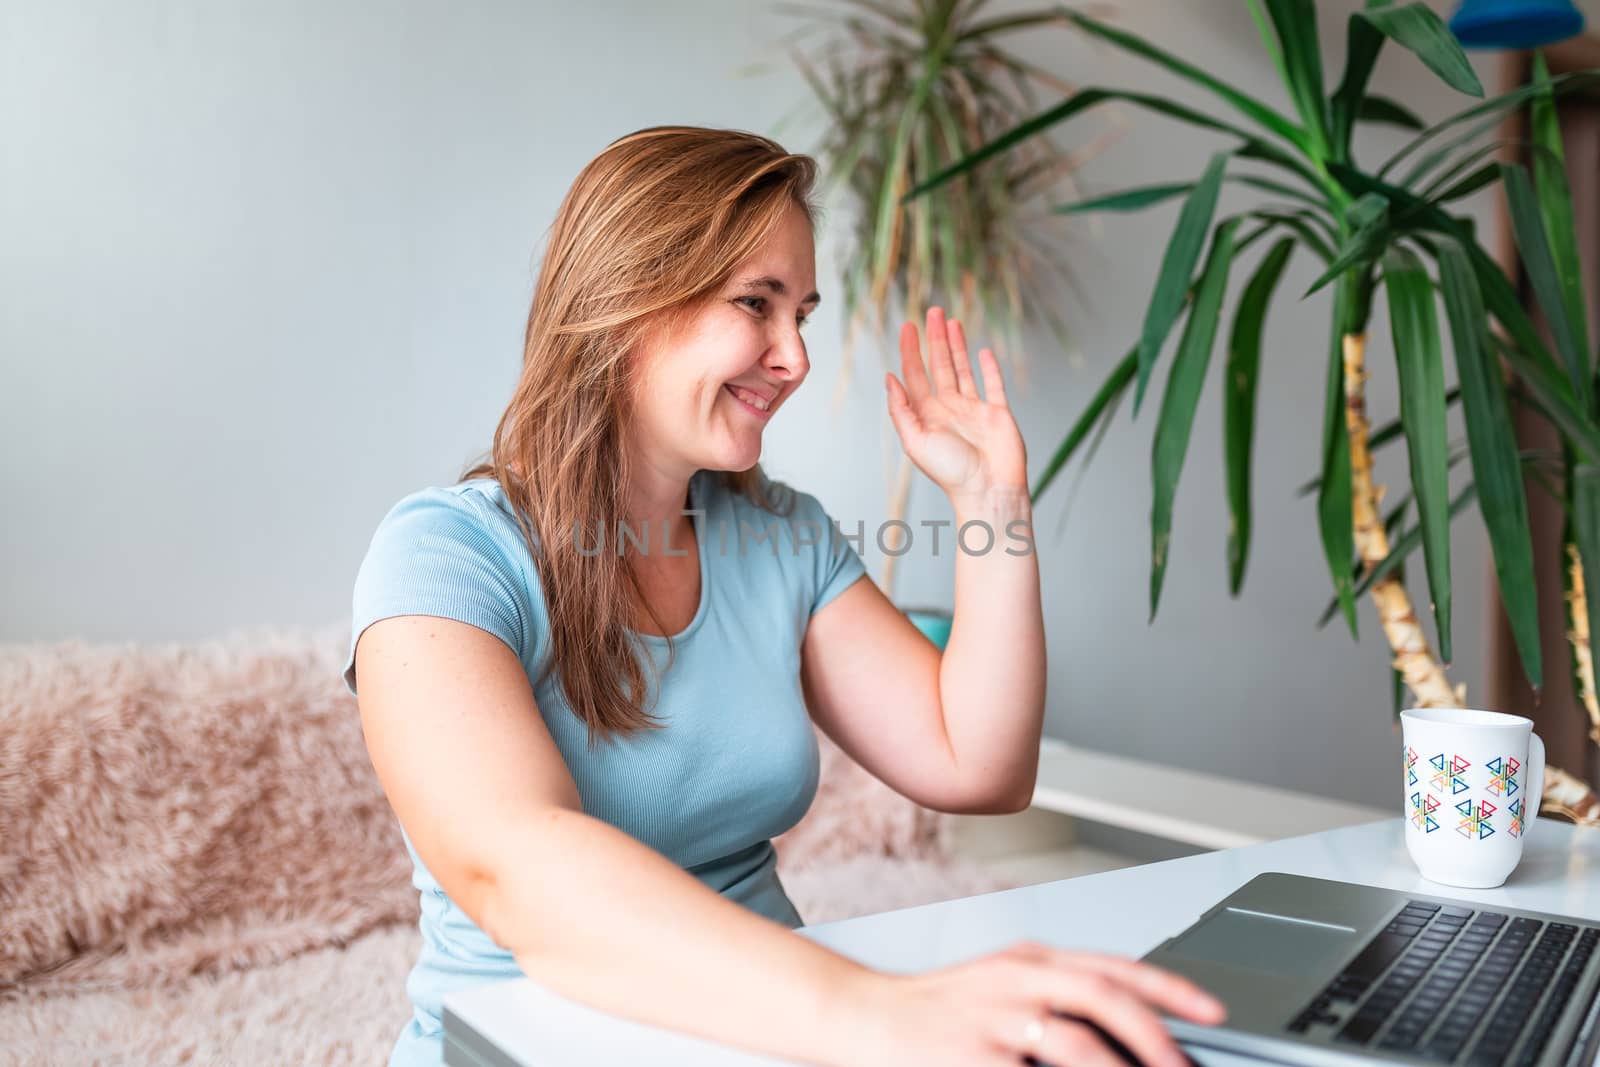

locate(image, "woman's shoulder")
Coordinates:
345 477 542 695
357 477 542 592
375 476 530 541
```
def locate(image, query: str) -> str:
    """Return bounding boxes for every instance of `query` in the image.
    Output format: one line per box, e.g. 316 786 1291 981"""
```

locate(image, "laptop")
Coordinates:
1142 872 1600 1067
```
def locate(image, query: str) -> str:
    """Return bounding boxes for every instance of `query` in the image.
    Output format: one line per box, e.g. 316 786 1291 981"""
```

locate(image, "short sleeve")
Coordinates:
796 489 868 617
342 487 533 696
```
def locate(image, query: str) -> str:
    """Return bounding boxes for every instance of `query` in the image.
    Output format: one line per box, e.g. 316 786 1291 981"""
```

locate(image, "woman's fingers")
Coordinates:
924 307 960 396
898 321 931 405
977 346 1007 407
946 315 979 399
1002 942 1224 1023
904 307 999 407
1045 950 1227 1024
993 1008 1126 1067
1041 969 1192 1067
884 373 923 442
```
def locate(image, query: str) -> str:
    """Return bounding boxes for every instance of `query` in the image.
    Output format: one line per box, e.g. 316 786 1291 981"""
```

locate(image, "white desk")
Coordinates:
443 817 1600 1066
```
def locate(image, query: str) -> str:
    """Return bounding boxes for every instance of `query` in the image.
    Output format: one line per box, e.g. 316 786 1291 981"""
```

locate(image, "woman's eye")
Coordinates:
737 295 808 328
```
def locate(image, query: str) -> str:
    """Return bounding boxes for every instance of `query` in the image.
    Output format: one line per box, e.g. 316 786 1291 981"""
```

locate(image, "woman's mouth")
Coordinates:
725 384 774 418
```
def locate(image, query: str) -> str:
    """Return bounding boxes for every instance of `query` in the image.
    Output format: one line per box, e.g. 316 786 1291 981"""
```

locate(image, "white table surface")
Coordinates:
445 817 1600 1066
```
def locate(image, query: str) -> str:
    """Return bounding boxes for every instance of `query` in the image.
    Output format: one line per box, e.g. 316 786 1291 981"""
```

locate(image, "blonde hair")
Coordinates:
461 126 819 744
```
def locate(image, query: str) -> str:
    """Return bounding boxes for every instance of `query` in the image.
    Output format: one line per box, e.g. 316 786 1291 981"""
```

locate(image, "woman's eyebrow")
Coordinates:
739 276 822 306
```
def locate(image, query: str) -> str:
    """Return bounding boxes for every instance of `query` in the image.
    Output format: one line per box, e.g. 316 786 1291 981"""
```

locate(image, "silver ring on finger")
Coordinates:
1022 1013 1050 1054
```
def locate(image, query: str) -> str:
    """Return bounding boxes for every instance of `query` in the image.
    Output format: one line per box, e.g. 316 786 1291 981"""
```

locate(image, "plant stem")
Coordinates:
1564 540 1600 744
1548 540 1600 823
1343 331 1460 707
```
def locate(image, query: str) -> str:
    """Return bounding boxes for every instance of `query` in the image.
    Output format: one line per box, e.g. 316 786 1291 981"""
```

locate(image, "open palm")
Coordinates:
884 306 1028 506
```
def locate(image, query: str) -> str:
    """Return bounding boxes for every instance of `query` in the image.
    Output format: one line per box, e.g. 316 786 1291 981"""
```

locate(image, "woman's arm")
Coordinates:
938 485 1045 810
799 307 1045 814
798 526 1044 814
887 307 1046 807
489 806 875 1061
354 614 878 1067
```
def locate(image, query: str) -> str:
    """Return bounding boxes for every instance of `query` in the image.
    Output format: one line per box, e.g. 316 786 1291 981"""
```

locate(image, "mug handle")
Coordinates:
1526 732 1546 837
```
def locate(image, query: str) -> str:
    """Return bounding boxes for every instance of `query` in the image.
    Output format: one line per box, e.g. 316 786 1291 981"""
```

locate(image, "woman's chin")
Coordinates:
708 436 762 471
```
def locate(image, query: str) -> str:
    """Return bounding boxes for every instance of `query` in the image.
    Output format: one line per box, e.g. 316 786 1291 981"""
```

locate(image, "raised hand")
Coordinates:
884 306 1028 508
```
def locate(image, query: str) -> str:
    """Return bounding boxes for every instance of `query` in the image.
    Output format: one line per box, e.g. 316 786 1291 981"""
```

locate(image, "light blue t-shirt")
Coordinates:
341 468 867 1067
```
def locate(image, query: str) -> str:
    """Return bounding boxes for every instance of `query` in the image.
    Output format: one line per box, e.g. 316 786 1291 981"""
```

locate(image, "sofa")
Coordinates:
0 623 1016 1065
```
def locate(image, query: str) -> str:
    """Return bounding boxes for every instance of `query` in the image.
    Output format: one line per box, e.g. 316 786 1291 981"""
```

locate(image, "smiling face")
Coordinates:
628 199 819 479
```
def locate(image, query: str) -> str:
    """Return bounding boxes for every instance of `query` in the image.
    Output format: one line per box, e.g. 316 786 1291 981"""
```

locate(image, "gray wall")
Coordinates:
4 1 1513 809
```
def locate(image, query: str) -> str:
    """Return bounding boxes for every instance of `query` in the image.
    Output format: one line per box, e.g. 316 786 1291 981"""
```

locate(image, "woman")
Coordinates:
343 126 1226 1067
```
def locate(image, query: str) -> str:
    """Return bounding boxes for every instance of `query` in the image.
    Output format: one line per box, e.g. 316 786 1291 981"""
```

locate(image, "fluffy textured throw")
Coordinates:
0 623 412 997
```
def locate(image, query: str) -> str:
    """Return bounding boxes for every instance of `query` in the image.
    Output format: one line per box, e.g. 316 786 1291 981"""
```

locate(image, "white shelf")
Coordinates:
1030 738 1391 851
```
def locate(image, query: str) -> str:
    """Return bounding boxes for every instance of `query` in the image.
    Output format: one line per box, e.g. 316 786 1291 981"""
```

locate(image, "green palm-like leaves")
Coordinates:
1319 274 1358 636
1137 153 1229 413
1437 238 1542 689
1055 7 1310 153
1502 163 1590 413
1306 192 1389 295
1384 246 1453 663
1030 348 1136 500
1527 57 1590 377
1226 237 1295 593
1151 218 1240 619
1357 3 1484 98
898 2 1600 703
1257 0 1330 155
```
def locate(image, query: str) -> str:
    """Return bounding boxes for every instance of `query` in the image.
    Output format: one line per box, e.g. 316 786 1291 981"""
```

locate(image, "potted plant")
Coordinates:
778 0 1117 642
906 1 1600 816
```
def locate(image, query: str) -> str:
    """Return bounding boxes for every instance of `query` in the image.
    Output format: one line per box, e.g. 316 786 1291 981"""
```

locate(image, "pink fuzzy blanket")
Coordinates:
0 623 1012 1016
0 624 413 997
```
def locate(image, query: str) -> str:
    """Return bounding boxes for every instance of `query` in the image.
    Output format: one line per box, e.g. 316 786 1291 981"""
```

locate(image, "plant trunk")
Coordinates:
1343 333 1460 706
1342 332 1600 824
1564 541 1600 747
1549 541 1600 822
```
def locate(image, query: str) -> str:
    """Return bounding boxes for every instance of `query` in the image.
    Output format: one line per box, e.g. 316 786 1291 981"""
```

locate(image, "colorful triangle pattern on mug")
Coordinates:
1410 791 1441 833
1430 753 1471 795
1486 756 1521 797
1456 798 1496 840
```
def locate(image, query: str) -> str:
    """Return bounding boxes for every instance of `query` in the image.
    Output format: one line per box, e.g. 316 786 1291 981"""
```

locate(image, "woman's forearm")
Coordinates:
940 486 1046 808
480 807 882 1066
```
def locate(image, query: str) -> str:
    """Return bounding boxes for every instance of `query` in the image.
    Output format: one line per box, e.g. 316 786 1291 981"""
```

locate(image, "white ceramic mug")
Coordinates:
1399 707 1545 889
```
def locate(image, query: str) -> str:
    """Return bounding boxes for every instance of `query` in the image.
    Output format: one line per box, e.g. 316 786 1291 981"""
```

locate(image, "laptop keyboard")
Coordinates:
1286 899 1599 1065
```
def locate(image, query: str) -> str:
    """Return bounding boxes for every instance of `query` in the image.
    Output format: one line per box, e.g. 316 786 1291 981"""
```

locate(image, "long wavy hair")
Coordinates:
460 126 819 746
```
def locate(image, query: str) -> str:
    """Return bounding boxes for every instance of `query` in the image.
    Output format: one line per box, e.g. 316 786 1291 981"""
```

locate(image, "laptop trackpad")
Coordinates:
1163 907 1358 979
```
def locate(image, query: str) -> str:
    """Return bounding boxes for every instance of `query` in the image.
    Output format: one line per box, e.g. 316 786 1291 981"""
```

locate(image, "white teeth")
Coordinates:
729 385 771 411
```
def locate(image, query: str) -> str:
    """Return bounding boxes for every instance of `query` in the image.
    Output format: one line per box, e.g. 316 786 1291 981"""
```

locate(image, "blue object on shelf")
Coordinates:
1449 0 1584 48
903 607 953 651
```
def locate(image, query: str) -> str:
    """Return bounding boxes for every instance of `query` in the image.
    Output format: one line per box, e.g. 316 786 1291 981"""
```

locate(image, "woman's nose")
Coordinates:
765 326 809 381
